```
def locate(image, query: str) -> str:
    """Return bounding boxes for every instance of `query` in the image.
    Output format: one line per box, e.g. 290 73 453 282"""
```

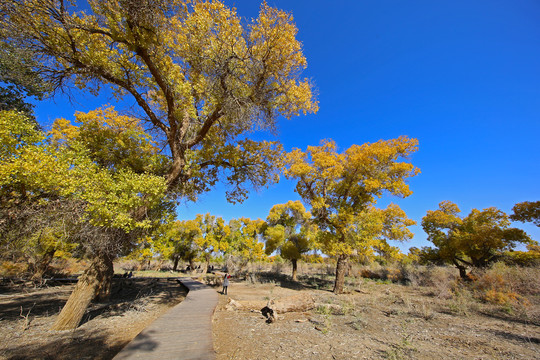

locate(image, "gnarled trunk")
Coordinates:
96 255 114 302
333 254 349 294
51 252 113 330
291 258 298 281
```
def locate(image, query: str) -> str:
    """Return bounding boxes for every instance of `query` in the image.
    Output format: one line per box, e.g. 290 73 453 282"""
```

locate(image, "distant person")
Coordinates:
222 272 230 295
127 271 133 278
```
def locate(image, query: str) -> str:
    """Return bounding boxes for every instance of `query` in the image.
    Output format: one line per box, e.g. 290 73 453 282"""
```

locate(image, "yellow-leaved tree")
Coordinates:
227 217 266 275
285 137 419 293
510 201 540 227
1 0 317 329
194 213 230 273
1 0 317 200
422 201 533 279
166 219 202 271
0 110 170 329
263 200 317 280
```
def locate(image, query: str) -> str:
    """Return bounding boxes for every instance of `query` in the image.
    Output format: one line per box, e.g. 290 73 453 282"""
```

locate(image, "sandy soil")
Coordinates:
0 278 187 360
1 272 538 360
212 274 540 360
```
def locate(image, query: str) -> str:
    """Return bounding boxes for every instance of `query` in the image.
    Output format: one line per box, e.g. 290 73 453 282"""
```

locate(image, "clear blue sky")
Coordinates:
33 0 540 251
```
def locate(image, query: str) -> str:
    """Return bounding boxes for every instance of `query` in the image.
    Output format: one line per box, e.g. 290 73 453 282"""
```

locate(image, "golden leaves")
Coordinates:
1 110 169 233
422 201 533 268
264 200 315 260
285 136 419 258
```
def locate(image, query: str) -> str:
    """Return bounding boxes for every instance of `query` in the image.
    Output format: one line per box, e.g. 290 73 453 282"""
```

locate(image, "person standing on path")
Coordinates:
222 272 230 295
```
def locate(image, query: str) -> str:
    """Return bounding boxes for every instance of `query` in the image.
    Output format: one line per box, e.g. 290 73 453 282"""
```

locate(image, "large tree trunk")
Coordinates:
172 256 180 271
291 258 298 281
96 255 114 302
51 252 113 330
333 254 349 294
203 254 210 275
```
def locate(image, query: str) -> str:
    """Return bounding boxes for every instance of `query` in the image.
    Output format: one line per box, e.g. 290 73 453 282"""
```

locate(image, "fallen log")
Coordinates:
225 293 316 323
262 294 315 323
266 294 315 314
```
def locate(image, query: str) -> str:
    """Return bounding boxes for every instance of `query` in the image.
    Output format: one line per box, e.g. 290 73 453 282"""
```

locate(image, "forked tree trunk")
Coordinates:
291 259 298 281
333 254 349 294
51 252 113 330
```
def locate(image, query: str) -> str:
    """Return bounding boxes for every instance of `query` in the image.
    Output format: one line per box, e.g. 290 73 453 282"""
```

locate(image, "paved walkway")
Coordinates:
114 278 219 360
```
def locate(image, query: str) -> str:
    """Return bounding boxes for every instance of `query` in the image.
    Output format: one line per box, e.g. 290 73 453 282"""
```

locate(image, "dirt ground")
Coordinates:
0 277 187 360
1 272 538 360
212 274 540 360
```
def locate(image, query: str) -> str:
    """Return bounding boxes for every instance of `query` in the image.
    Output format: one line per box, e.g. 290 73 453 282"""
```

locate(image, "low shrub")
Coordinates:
471 262 538 307
0 261 28 277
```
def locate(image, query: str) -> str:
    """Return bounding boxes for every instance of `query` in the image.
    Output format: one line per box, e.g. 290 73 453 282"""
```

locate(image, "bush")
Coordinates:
115 259 142 272
0 261 28 277
48 258 87 277
471 262 539 306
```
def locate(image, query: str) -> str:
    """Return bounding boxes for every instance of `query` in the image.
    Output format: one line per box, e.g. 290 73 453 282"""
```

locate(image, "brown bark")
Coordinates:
452 259 469 280
291 258 298 281
51 252 113 330
202 254 210 275
30 249 56 281
172 256 180 271
333 254 349 294
96 254 114 302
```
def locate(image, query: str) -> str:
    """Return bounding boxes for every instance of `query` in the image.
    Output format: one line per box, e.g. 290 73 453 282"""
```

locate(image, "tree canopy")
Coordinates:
1 0 318 203
510 201 540 227
285 137 419 293
263 200 316 280
0 0 318 329
421 201 533 278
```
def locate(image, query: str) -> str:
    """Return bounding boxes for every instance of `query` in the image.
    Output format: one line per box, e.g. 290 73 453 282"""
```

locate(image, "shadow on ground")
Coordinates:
249 272 335 292
0 278 187 360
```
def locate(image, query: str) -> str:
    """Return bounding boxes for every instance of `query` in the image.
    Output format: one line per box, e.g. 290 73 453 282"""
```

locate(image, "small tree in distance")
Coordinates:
263 200 316 281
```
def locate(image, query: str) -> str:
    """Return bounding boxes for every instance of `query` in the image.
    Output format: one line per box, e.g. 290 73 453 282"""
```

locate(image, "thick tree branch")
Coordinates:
186 106 222 148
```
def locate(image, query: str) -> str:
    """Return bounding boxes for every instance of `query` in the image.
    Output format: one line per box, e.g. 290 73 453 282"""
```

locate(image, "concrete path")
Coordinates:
114 278 218 360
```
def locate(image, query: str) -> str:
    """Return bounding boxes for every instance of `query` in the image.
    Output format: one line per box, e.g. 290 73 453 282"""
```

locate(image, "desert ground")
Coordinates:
0 266 539 360
0 277 187 360
212 271 539 360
